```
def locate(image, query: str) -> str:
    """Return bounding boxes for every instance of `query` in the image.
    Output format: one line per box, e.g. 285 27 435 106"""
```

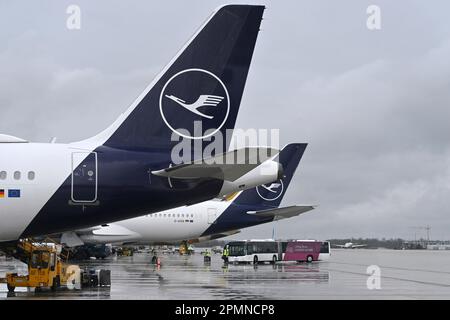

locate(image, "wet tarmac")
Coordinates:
1 249 450 299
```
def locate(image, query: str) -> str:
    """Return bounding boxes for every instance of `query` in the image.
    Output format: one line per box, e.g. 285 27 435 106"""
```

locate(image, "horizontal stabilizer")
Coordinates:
152 147 279 182
247 205 316 220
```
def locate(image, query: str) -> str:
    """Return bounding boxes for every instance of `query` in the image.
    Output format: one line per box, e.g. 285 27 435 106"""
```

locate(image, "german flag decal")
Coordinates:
0 189 4 198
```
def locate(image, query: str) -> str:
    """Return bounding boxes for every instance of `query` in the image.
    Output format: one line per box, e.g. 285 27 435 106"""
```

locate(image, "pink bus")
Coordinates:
226 240 331 264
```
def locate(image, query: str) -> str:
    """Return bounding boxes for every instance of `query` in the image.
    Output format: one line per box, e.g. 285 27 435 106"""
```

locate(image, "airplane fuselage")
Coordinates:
78 200 275 245
0 142 223 241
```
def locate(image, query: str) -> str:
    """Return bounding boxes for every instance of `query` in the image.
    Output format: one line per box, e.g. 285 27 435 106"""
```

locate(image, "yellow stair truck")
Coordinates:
1 239 80 292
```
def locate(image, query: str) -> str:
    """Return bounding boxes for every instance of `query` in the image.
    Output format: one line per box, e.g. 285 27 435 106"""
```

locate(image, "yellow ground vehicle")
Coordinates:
178 241 195 255
116 247 134 257
0 239 76 292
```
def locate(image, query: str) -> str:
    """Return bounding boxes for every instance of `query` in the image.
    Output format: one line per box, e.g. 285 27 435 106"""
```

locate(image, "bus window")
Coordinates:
320 242 330 254
258 242 265 253
256 242 263 253
269 242 277 253
256 242 277 253
258 243 265 253
281 242 288 252
228 242 246 256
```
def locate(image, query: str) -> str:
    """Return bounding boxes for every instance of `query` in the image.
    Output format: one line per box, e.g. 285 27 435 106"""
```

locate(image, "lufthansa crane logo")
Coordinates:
159 69 230 139
256 180 284 201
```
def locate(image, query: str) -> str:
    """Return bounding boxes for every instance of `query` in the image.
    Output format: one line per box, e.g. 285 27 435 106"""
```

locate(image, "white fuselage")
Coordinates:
79 200 233 245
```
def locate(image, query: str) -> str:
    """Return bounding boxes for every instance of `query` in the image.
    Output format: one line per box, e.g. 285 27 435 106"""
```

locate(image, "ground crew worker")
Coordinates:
203 249 211 264
222 246 229 264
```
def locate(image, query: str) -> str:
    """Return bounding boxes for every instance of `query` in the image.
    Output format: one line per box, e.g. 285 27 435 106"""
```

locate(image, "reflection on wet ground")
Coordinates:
1 249 450 299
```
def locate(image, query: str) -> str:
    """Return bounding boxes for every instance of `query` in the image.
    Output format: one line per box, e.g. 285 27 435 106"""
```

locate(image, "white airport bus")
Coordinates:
225 239 331 264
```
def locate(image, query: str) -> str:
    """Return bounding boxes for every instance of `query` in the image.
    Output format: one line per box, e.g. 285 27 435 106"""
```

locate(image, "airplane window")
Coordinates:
191 214 194 218
177 214 180 218
181 214 184 218
14 171 21 180
0 171 6 180
168 214 171 217
28 171 35 180
163 214 166 218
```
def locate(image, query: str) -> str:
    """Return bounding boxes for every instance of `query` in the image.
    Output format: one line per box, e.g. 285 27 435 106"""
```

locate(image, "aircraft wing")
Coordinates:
352 244 367 248
247 205 316 220
59 224 141 247
189 230 241 244
152 147 279 182
73 226 103 234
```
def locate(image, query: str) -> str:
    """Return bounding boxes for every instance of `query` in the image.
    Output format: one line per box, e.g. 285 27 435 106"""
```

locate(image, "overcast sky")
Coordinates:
1 1 450 240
